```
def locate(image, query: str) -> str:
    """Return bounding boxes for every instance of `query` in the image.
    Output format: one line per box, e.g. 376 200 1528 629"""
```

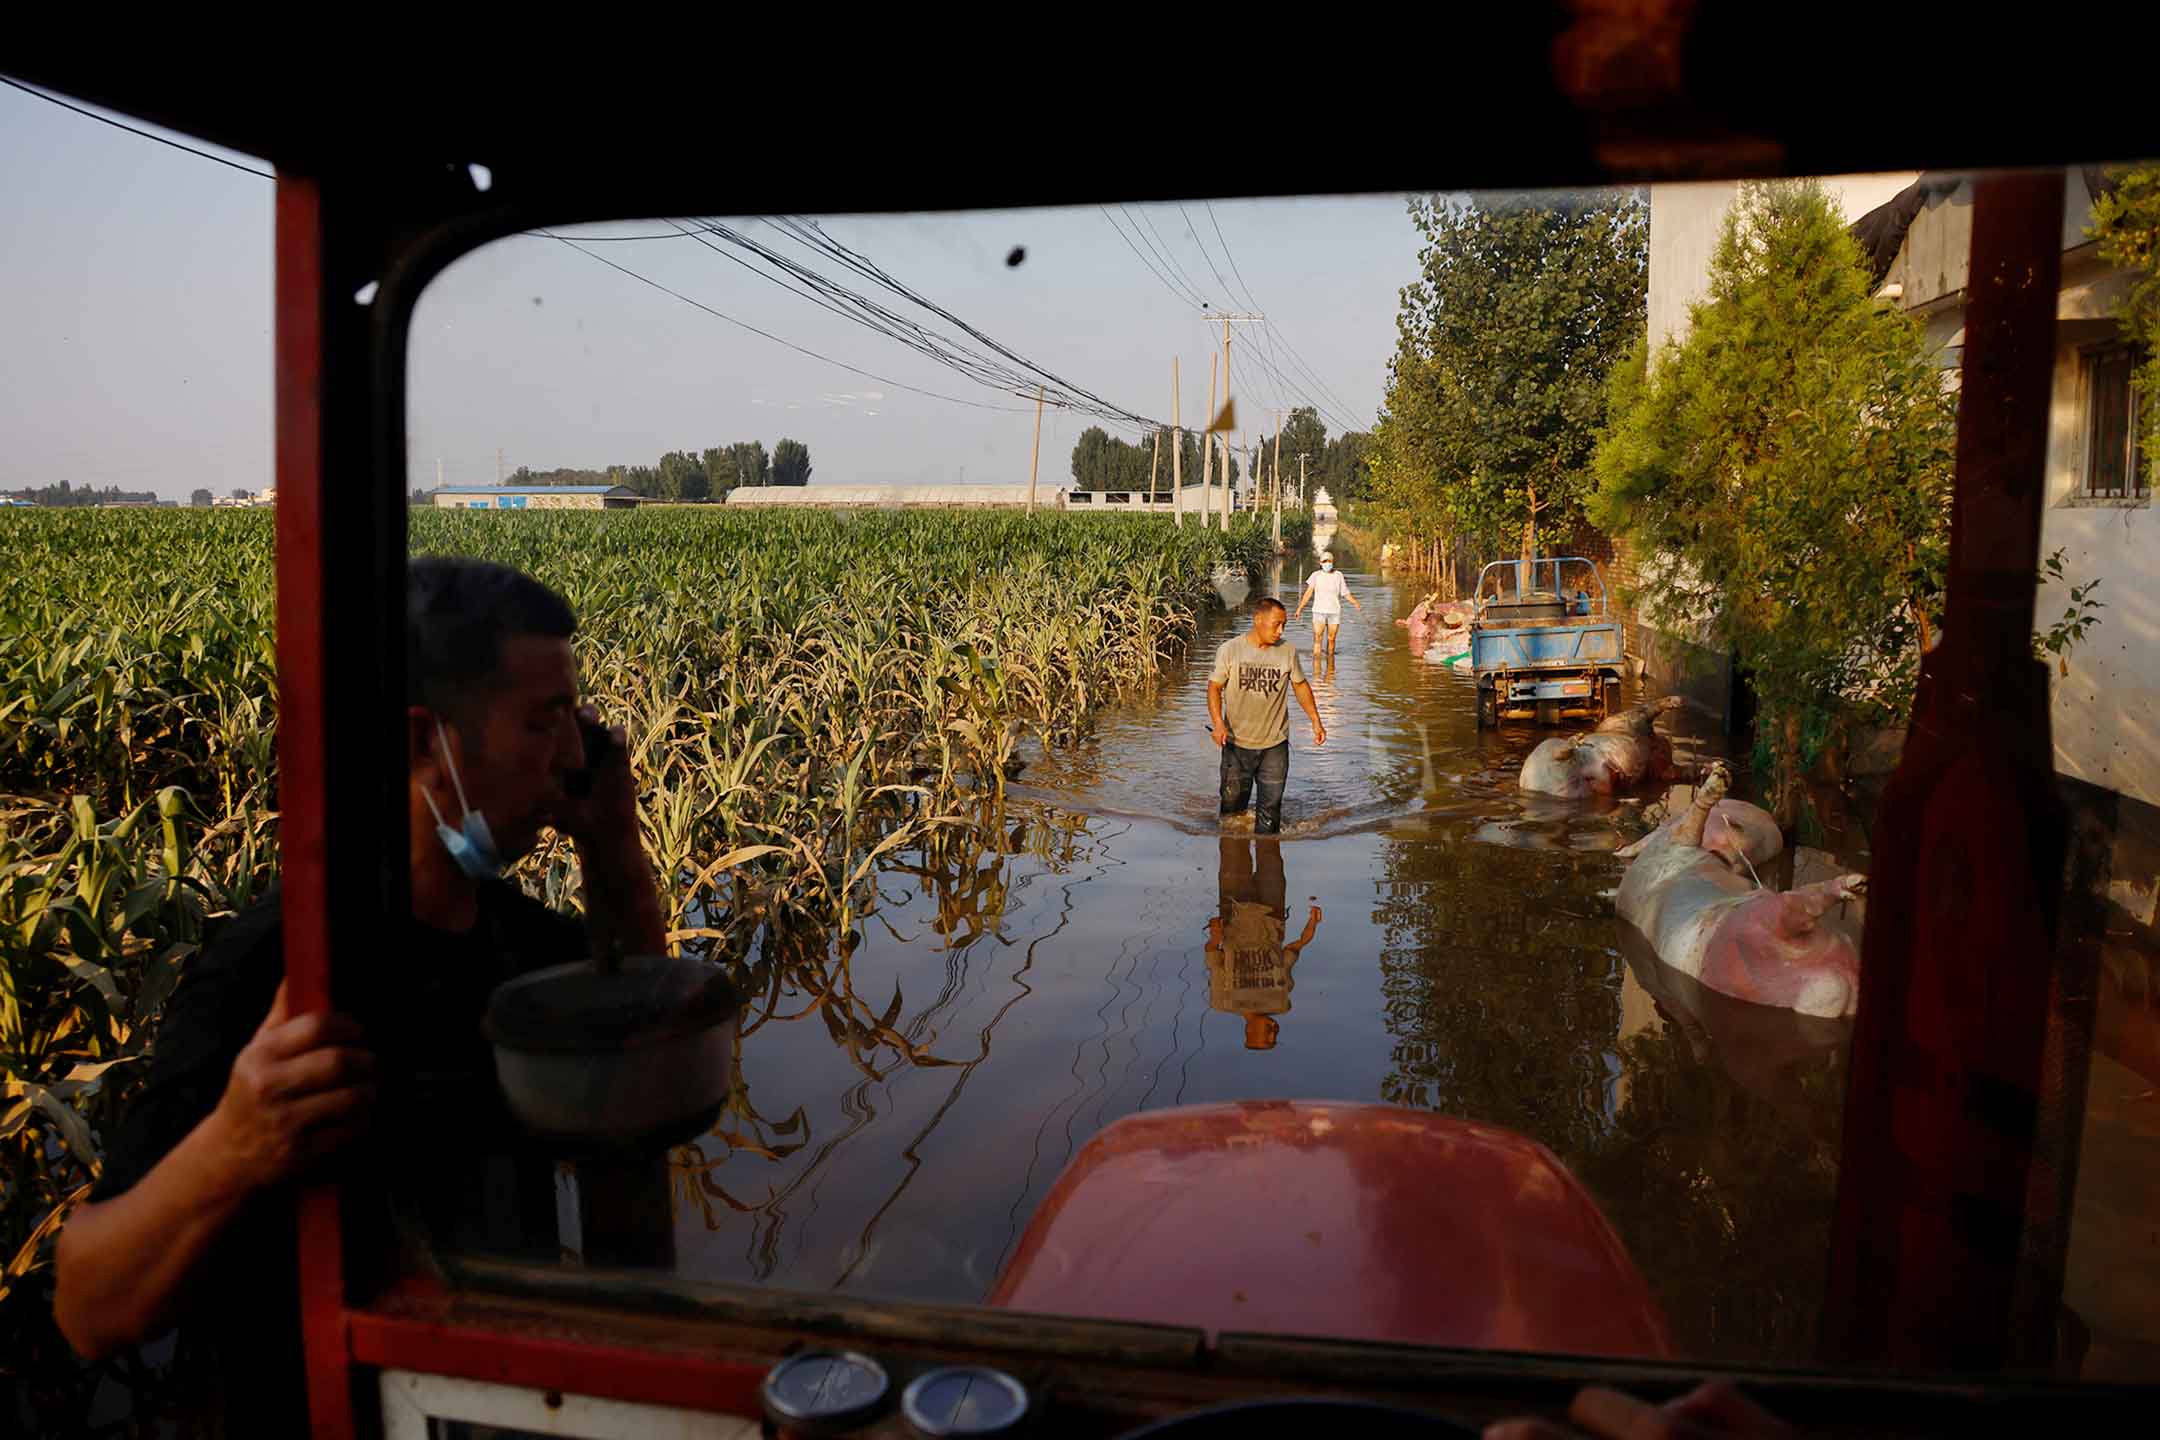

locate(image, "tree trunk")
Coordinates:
1775 712 1804 833
1522 480 1538 563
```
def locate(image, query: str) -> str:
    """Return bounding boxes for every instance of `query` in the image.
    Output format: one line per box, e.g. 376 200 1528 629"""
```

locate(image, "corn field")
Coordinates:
0 503 1300 1423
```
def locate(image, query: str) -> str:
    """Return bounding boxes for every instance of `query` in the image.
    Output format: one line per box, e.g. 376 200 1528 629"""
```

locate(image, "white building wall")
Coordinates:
2039 318 2158 810
1647 173 1921 351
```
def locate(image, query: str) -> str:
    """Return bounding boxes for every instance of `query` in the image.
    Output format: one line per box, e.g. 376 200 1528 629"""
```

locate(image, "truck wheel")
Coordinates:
1477 689 1497 729
1536 699 1561 727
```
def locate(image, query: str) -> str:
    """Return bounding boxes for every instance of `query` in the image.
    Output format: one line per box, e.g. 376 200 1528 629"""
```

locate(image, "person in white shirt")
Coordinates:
1291 550 1361 658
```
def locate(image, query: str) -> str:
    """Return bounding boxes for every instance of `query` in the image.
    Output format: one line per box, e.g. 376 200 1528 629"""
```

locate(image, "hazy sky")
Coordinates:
4 81 1420 500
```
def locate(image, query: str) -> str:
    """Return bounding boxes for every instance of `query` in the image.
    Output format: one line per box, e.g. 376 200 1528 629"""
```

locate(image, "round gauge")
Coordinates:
900 1365 1031 1437
760 1350 890 1434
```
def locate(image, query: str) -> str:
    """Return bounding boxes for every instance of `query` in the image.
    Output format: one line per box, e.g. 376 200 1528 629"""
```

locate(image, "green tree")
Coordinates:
656 450 708 501
1273 407 1328 495
1589 180 1956 813
1383 190 1648 560
1320 430 1374 500
1069 426 1114 488
2089 165 2160 484
703 446 739 497
729 441 771 489
772 438 812 487
190 488 213 507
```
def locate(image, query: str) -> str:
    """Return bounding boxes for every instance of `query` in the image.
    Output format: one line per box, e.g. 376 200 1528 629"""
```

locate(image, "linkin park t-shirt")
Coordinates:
1210 633 1306 750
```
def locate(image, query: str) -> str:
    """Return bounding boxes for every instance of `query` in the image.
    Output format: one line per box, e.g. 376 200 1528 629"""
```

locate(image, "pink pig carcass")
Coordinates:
1400 596 1474 662
1518 696 1686 799
1614 763 1866 1019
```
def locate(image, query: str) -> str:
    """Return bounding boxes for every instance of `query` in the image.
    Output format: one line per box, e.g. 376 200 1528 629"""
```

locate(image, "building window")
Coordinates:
2084 343 2151 500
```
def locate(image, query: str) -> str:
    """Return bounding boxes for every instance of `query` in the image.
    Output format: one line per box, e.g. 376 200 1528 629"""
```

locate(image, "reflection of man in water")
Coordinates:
1205 838 1322 1050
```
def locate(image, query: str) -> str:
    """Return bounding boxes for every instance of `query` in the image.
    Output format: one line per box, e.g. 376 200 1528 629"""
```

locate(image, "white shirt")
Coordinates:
1305 569 1350 615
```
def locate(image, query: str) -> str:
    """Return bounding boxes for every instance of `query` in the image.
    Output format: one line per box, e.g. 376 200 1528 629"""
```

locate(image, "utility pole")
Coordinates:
1150 428 1161 505
1272 419 1283 552
1299 454 1308 513
1203 351 1219 532
1027 384 1045 515
436 458 444 491
1203 313 1264 530
1219 317 1232 531
1172 357 1184 528
1272 412 1283 509
496 447 505 485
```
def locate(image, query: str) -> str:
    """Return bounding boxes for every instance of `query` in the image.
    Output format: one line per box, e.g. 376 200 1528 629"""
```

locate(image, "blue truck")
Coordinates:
1469 557 1625 728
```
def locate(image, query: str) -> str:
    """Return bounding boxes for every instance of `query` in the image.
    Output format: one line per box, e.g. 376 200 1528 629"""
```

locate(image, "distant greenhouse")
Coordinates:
428 485 638 511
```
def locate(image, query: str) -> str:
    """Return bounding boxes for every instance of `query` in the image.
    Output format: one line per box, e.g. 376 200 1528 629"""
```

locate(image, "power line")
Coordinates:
1097 207 1355 435
539 231 1030 414
757 216 1161 431
1199 201 1375 431
1177 205 1239 303
1 74 273 180
1098 207 1208 313
1133 206 1217 308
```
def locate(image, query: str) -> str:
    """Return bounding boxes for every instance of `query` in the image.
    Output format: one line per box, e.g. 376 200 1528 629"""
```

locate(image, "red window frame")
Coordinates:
261 163 2147 1437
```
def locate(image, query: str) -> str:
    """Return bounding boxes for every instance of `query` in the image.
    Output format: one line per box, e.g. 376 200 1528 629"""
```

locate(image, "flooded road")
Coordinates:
666 542 1853 1365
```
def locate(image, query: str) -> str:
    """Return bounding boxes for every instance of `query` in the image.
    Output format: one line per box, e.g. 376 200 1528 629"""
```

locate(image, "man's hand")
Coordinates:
1312 722 1327 747
555 704 668 957
207 981 374 1193
1212 718 1231 747
1485 1382 1794 1440
553 704 639 850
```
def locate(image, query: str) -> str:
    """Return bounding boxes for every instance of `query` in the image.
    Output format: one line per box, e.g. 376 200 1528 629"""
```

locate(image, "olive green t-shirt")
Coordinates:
1210 632 1306 749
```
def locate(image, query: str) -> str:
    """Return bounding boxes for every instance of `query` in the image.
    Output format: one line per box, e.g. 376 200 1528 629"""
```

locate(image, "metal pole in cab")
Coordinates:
1822 171 2081 1373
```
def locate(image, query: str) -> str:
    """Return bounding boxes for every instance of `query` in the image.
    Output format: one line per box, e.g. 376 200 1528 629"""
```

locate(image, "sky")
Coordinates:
2 81 1421 501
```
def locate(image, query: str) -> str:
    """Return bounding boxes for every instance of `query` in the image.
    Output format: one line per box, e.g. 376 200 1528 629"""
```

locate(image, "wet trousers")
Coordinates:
1220 740 1291 835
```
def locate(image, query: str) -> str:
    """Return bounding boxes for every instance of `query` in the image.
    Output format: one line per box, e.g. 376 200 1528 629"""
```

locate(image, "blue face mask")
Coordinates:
422 718 505 880
1322 561 1334 571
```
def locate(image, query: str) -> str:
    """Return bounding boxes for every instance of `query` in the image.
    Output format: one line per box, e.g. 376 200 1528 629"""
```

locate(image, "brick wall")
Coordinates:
1554 524 1733 721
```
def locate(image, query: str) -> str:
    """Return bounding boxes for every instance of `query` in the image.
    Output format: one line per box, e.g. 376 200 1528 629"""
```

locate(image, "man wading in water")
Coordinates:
1291 549 1361 660
1209 597 1325 835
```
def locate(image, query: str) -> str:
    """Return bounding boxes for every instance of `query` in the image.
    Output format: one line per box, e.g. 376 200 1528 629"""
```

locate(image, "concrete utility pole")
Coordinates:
1300 454 1308 512
1172 357 1184 528
1203 351 1219 532
496 448 505 484
1027 385 1045 515
1272 420 1283 552
1261 410 1278 507
436 458 444 490
1204 313 1265 530
1219 318 1232 531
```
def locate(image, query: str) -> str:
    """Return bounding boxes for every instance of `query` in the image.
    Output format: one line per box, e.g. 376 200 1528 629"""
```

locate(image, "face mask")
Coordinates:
1322 561 1334 571
422 717 505 880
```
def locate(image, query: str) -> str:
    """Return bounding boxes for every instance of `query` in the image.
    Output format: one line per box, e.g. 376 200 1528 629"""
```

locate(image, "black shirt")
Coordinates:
91 881 588 1434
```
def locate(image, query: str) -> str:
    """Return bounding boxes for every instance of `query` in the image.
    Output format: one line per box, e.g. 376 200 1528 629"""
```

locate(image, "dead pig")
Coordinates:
1400 596 1474 658
1518 696 1686 799
1615 763 1865 1019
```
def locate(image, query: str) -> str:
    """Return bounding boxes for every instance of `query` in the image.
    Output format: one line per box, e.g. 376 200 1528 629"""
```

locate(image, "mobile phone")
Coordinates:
566 717 618 798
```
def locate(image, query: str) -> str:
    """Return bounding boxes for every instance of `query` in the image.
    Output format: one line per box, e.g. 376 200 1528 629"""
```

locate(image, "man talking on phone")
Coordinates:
1209 596 1326 835
54 557 665 1432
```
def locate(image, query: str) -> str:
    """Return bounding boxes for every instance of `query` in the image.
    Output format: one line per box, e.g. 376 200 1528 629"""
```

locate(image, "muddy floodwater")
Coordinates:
661 541 1859 1366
